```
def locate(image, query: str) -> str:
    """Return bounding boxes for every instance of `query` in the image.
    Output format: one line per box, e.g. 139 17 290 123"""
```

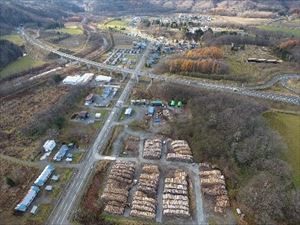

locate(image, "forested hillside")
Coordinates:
0 0 84 34
91 0 300 16
0 40 23 69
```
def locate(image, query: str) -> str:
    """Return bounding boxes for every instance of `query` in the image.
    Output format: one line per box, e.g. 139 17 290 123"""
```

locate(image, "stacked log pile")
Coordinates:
130 164 160 220
162 109 173 121
101 161 135 215
143 138 162 159
166 140 193 163
200 163 230 214
124 136 140 152
163 169 190 218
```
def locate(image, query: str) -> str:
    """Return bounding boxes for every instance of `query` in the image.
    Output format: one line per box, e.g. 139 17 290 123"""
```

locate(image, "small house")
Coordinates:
85 94 94 105
53 145 68 161
79 111 89 119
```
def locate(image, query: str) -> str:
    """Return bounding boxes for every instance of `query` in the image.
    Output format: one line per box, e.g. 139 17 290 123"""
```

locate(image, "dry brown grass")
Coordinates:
0 158 40 225
0 85 69 159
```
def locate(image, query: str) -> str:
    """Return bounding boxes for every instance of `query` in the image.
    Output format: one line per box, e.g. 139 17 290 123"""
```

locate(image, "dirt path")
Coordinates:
0 154 81 169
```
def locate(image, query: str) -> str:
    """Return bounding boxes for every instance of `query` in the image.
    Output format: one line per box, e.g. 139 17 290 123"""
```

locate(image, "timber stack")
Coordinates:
130 164 160 219
101 161 135 215
143 138 162 159
200 163 230 214
166 140 193 163
163 169 190 217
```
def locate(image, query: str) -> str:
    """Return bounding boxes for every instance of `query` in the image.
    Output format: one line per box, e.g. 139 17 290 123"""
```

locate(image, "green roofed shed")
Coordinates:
170 100 176 106
177 101 183 107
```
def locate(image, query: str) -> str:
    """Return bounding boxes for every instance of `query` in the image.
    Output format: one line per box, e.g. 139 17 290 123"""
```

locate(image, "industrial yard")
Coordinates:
0 1 299 225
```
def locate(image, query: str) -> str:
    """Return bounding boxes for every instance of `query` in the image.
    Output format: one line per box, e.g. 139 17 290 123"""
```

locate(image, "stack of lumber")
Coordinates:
130 164 160 219
163 169 190 217
143 139 162 159
166 140 193 163
101 161 135 215
200 163 230 214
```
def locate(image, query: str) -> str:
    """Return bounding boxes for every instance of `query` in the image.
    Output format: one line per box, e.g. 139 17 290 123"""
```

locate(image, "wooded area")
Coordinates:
145 83 300 225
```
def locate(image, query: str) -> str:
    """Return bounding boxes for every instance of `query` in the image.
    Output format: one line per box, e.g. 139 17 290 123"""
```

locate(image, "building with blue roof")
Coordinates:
34 164 55 187
53 145 68 161
15 186 40 212
102 87 113 99
148 106 155 116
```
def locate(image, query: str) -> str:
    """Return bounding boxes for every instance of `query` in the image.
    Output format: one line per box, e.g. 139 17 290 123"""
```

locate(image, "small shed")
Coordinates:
170 100 176 107
45 185 53 191
30 205 38 215
151 100 163 107
177 101 183 107
124 108 133 116
95 113 101 119
51 175 60 181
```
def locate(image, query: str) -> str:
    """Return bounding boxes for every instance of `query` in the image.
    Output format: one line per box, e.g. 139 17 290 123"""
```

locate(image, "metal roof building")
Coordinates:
53 145 68 161
34 164 55 187
95 75 112 82
15 186 40 212
124 107 133 116
148 106 155 116
151 100 163 106
102 87 113 98
43 140 56 152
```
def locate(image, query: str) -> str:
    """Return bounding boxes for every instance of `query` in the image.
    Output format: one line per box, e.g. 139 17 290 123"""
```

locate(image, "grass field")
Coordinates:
287 80 300 91
98 19 128 30
212 16 269 25
224 45 300 84
56 25 83 35
257 25 300 38
0 55 45 78
0 34 24 45
264 111 300 187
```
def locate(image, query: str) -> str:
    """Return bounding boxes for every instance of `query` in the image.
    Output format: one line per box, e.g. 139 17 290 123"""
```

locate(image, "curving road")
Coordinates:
146 73 300 105
246 74 300 91
20 29 300 106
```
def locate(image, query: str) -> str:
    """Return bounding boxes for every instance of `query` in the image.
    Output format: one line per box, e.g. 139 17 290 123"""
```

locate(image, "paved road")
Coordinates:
21 28 133 75
20 29 300 106
246 74 300 91
47 43 151 225
20 29 300 105
146 73 300 105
